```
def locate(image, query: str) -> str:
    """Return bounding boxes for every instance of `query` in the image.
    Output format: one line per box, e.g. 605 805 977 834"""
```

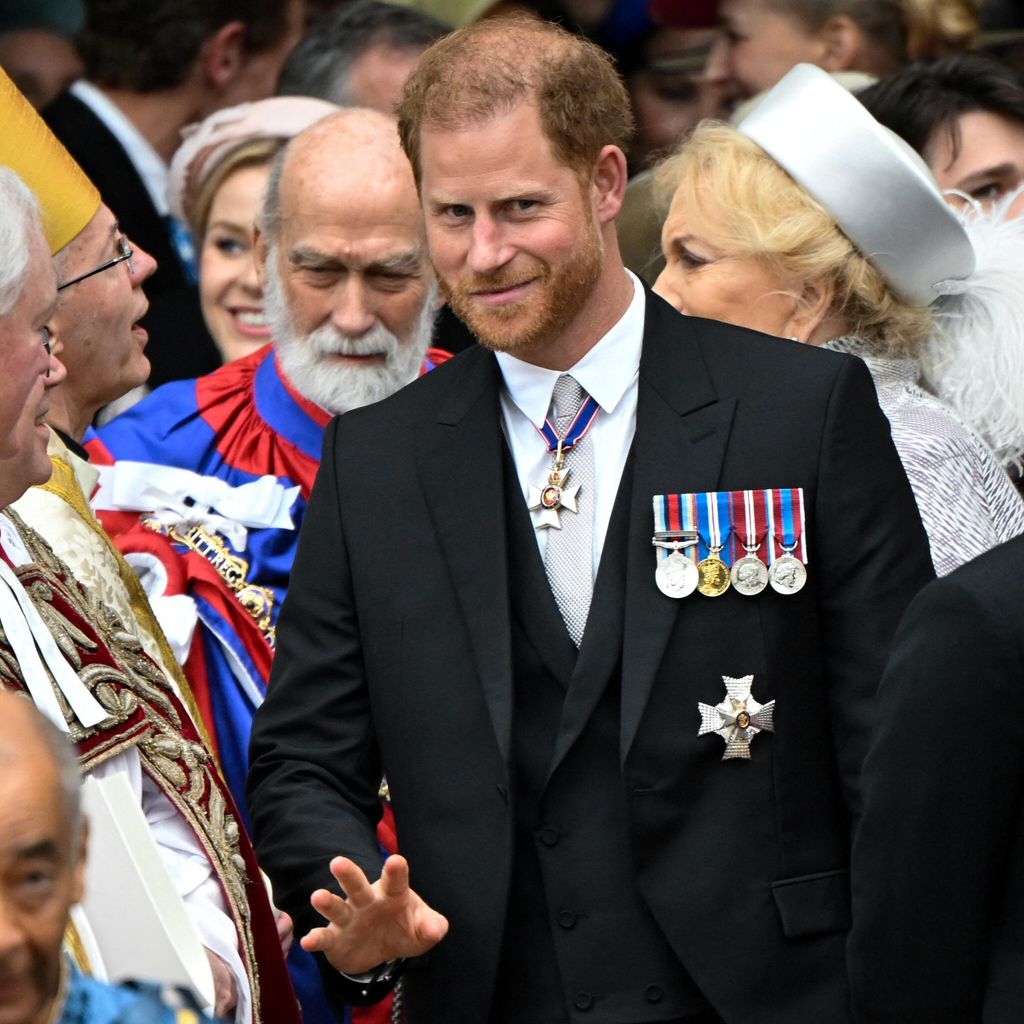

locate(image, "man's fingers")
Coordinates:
418 910 449 945
329 855 377 909
300 925 330 954
379 854 411 898
310 886 349 925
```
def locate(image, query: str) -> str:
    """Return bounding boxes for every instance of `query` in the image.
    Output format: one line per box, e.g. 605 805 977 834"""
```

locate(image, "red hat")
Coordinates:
648 0 719 28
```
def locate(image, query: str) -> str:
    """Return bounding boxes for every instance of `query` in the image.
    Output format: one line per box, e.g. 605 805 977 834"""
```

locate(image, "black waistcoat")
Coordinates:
489 445 712 1024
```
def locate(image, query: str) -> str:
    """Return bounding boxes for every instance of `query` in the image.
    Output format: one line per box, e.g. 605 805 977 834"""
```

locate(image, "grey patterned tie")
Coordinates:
543 374 595 647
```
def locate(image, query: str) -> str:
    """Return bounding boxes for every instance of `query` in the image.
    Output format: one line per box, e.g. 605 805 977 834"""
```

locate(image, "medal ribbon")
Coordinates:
537 394 601 454
696 491 731 563
768 487 808 563
652 492 699 566
657 489 806 567
727 490 768 564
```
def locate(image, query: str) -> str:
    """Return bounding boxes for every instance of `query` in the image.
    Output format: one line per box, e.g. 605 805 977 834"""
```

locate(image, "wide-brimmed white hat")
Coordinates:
737 63 975 306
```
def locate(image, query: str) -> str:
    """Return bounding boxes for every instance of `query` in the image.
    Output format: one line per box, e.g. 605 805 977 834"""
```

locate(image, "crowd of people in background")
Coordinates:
1 0 1024 1022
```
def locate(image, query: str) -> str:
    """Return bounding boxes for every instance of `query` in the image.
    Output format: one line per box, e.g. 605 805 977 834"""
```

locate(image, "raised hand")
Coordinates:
301 854 448 975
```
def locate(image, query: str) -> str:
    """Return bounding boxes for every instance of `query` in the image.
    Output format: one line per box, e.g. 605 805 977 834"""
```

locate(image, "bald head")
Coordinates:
260 107 419 243
0 691 81 840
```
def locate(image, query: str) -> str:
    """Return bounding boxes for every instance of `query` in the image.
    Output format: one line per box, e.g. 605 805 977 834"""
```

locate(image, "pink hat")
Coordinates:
167 95 339 228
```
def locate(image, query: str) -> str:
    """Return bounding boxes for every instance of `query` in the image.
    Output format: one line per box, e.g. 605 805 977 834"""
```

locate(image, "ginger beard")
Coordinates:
440 200 605 355
264 246 437 416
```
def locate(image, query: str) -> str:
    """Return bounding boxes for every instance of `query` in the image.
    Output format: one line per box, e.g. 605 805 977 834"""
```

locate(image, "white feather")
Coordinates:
925 192 1024 472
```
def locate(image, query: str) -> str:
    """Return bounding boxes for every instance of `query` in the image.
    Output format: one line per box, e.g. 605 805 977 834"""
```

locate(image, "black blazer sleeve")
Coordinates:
848 541 1024 1022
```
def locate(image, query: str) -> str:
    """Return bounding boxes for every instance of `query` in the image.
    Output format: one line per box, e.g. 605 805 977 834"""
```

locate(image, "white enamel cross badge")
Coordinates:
698 674 775 760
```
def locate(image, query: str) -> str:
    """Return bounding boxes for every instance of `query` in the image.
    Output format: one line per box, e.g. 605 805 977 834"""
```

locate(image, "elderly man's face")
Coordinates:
259 147 436 415
0 228 61 508
0 711 86 1024
51 205 156 424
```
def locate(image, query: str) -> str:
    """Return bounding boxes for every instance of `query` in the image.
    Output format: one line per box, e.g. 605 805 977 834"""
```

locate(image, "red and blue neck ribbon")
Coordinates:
537 394 601 454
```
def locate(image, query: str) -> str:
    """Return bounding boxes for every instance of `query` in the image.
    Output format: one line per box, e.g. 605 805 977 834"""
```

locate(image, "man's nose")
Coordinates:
128 239 158 284
0 895 25 961
46 350 68 388
701 32 731 86
467 215 513 276
331 278 376 337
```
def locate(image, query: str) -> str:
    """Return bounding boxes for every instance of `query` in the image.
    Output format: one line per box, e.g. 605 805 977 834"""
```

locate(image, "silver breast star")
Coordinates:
698 674 775 760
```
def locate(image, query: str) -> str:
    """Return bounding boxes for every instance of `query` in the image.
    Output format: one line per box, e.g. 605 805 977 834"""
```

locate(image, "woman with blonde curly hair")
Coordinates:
653 63 1024 575
704 0 980 103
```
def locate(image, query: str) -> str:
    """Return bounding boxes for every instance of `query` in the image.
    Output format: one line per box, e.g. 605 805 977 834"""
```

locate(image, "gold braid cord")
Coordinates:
0 511 263 1021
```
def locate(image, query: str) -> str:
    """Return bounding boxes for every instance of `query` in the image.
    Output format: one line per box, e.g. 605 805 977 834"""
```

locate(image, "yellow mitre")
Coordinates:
0 68 100 254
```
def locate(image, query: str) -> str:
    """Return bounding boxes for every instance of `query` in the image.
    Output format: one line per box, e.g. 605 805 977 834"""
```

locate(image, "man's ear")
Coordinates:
590 144 629 225
818 15 866 72
253 223 269 291
198 20 247 91
69 815 89 906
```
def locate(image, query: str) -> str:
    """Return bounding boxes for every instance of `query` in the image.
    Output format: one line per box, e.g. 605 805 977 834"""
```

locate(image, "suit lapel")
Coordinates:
620 296 737 764
416 349 514 765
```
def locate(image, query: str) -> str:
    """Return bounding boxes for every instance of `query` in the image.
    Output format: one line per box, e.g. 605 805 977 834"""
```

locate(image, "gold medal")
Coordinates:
697 548 730 597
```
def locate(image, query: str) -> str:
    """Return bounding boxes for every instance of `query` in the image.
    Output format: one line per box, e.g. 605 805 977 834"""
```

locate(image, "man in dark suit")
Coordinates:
247 17 934 1023
848 532 1024 1023
43 0 304 385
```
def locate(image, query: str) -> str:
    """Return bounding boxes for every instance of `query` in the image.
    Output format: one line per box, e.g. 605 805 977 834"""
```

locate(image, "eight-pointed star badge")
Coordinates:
698 674 775 760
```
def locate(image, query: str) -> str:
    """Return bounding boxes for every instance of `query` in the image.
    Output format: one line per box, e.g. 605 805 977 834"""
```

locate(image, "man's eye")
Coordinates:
970 182 1003 201
511 199 536 212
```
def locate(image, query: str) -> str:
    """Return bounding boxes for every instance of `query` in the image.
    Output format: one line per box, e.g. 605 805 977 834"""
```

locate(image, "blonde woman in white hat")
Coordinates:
653 63 1024 575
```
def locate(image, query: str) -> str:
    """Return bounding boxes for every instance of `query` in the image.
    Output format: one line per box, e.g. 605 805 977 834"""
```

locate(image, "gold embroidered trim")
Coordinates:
141 517 276 648
39 454 216 753
0 511 264 1022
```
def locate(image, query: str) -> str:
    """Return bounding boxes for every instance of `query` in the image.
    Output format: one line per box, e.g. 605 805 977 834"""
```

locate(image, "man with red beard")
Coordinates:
248 17 936 1024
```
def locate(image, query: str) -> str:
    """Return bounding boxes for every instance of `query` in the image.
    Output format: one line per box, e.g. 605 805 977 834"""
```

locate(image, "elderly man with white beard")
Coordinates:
88 108 448 824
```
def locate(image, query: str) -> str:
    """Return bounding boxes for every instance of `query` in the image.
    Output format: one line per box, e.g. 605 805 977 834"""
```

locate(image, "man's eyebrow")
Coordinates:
369 249 422 273
13 839 59 861
958 162 1017 191
288 247 338 268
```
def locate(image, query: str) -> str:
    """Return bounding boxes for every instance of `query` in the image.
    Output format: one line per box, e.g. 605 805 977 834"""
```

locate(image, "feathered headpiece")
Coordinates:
926 191 1024 472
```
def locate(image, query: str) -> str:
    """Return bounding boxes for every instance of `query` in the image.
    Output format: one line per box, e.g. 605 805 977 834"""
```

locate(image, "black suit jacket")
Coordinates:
849 533 1024 1023
43 89 221 385
248 291 935 1022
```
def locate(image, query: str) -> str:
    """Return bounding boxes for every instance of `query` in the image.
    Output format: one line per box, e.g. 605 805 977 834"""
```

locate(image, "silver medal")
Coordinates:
768 554 807 595
731 554 768 596
655 550 699 599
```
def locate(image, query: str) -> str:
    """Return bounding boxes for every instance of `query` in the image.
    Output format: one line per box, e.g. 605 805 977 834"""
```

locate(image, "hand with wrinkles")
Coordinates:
301 854 448 975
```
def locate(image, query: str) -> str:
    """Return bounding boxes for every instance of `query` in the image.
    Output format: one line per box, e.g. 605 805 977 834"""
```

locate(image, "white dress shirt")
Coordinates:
496 271 645 579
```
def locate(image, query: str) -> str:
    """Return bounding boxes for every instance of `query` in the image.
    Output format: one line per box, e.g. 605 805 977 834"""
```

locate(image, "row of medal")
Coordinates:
652 488 809 599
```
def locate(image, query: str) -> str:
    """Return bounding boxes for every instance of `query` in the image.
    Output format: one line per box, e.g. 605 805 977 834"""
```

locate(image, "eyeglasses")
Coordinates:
56 235 135 291
41 325 51 378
